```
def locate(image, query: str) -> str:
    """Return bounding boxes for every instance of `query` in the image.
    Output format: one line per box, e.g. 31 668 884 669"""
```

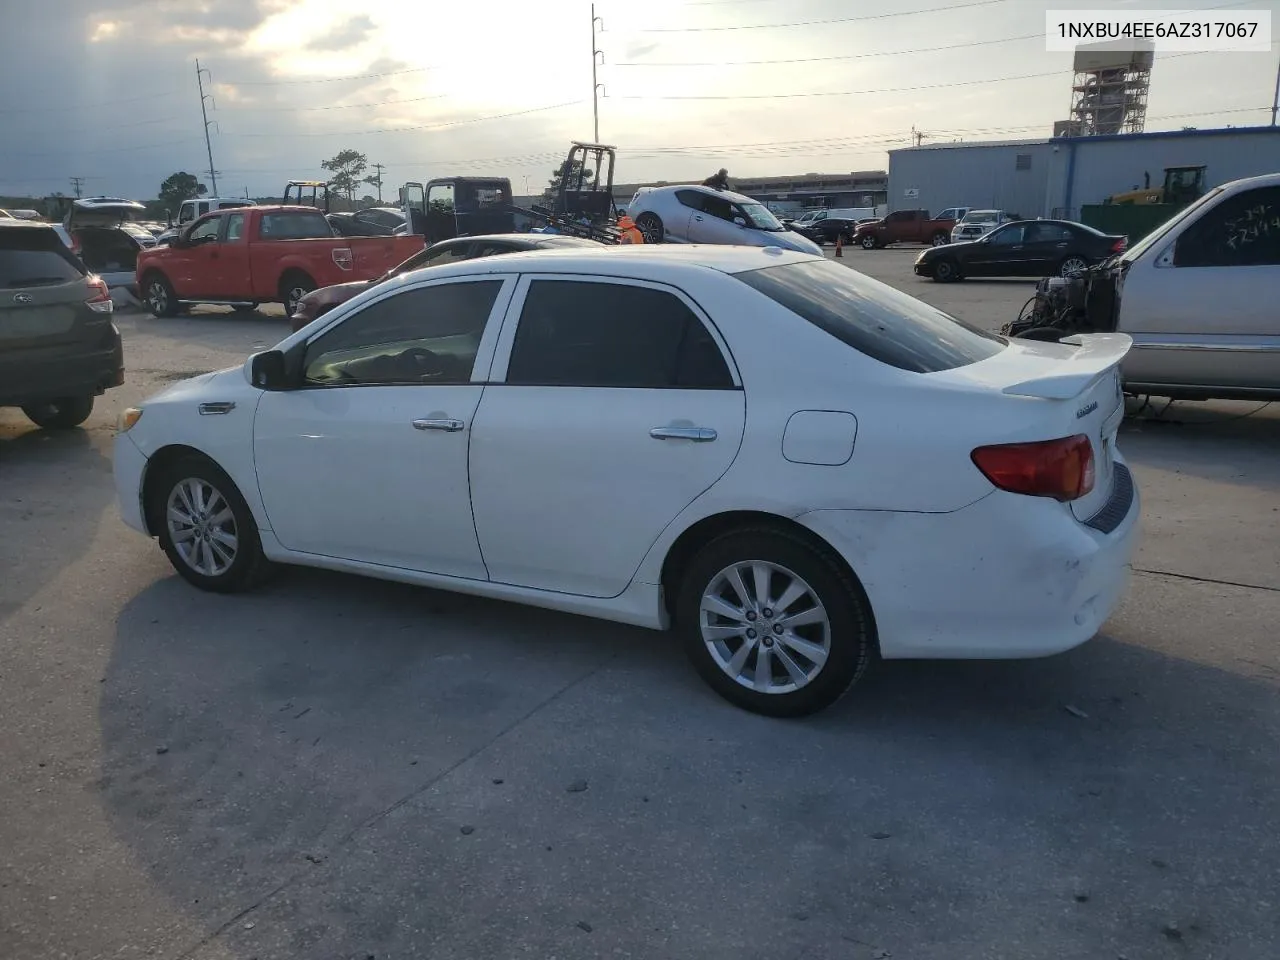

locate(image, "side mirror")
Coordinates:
248 350 290 391
733 217 746 227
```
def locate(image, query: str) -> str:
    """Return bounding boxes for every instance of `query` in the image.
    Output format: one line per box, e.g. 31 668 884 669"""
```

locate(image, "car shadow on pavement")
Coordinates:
0 419 113 620
95 565 1280 959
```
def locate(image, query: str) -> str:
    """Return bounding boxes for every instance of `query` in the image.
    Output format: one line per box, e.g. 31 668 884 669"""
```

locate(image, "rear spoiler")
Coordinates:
1002 333 1132 400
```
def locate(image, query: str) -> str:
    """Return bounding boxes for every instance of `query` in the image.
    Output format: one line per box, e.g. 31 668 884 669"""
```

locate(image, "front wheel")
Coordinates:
144 273 179 317
859 234 878 250
150 455 274 594
22 396 94 429
930 232 949 246
676 527 875 717
931 258 961 282
634 212 664 244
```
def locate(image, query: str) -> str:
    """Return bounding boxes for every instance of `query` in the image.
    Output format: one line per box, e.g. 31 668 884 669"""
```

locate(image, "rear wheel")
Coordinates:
1060 255 1089 277
144 273 179 317
635 212 664 244
22 396 94 430
279 273 316 316
932 258 960 282
150 454 274 594
676 527 874 717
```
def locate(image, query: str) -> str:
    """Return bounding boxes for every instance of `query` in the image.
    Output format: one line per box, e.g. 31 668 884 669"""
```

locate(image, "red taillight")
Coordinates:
1110 237 1128 253
971 434 1094 502
85 275 113 314
332 247 353 270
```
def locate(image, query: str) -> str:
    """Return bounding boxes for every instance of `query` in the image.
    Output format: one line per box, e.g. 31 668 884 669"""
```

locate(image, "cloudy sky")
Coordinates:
2 0 1277 202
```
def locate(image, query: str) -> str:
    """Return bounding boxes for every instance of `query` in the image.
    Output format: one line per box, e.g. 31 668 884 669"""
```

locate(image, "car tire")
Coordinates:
150 454 275 594
279 273 316 316
930 232 950 246
143 272 180 318
21 396 94 430
859 234 878 250
1059 256 1090 278
675 526 875 717
932 258 961 282
635 212 664 244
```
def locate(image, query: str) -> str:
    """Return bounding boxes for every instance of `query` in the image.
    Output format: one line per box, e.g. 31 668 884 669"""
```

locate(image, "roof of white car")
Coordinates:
402 243 821 282
644 183 762 206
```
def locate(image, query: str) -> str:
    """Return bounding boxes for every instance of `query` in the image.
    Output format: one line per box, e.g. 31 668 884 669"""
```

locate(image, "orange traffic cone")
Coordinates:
834 235 843 258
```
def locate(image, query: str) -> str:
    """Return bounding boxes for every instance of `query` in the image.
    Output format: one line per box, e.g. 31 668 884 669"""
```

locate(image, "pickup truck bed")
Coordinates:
136 205 424 317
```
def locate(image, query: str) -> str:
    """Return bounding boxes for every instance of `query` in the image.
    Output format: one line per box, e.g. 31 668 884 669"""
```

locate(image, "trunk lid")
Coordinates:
0 227 95 350
933 333 1130 523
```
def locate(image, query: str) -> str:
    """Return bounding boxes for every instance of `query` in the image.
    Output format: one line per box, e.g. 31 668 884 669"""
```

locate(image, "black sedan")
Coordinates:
796 217 880 246
914 219 1126 282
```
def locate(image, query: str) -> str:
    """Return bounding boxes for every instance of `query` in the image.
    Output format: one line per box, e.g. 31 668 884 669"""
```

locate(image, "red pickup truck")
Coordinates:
852 209 957 250
135 205 424 317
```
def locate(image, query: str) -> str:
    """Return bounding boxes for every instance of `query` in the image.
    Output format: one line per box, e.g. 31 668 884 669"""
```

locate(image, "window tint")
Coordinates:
0 229 84 286
1026 222 1072 243
302 280 502 386
260 212 332 239
225 213 245 241
700 194 735 221
676 190 705 212
428 182 455 213
470 242 516 258
735 259 1004 373
987 224 1025 246
1174 186 1280 268
505 280 734 388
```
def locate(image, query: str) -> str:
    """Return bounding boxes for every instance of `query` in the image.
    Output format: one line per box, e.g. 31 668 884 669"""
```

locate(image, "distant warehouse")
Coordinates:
887 125 1280 220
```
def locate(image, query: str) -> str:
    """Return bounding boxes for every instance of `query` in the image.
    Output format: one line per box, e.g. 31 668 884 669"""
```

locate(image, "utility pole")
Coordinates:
370 162 386 202
591 4 604 142
195 58 219 197
69 177 85 198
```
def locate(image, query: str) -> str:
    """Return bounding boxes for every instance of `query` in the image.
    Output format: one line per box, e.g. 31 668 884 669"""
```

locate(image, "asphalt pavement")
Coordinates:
2 249 1278 960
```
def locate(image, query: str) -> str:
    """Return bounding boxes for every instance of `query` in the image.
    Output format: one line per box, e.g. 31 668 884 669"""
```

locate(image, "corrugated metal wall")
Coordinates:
888 129 1280 221
887 143 1053 216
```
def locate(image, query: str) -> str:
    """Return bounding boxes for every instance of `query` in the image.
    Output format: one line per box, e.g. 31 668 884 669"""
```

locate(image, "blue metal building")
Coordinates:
887 126 1280 219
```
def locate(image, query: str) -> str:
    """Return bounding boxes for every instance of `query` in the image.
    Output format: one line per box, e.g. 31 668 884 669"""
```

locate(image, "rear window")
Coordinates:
735 259 1005 373
0 229 84 287
260 212 333 239
538 236 603 248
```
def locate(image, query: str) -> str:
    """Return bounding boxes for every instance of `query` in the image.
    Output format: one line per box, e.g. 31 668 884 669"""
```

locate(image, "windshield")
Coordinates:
962 210 1001 223
739 202 784 231
1119 186 1225 264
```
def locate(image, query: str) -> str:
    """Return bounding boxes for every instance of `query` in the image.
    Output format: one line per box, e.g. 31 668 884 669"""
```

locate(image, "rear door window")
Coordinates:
1173 186 1280 268
260 212 333 239
0 229 84 287
735 259 1004 373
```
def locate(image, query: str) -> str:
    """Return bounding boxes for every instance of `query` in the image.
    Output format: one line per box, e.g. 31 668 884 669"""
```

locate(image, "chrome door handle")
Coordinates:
650 426 717 442
694 215 705 221
412 418 465 432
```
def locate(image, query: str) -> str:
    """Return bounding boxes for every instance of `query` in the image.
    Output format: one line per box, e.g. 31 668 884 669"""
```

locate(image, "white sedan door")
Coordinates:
253 275 515 578
468 275 746 598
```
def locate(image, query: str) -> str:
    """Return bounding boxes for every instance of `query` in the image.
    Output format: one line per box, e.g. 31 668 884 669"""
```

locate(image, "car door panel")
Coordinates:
252 275 515 576
1120 185 1280 391
214 213 253 299
468 275 746 598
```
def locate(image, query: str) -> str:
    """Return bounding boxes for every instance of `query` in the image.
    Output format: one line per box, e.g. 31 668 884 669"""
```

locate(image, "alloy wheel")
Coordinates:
148 281 169 314
166 477 239 577
1061 256 1088 277
699 560 831 695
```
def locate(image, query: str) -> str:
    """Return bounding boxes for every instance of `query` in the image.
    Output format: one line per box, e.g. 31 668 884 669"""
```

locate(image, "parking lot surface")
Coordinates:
3 249 1278 959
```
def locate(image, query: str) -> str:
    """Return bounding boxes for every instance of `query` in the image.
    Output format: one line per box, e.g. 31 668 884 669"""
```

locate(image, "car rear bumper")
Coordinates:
799 460 1139 659
113 431 150 535
0 328 124 406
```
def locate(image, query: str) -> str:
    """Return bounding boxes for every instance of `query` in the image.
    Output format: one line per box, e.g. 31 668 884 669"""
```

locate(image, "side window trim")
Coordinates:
298 274 518 387
486 273 741 388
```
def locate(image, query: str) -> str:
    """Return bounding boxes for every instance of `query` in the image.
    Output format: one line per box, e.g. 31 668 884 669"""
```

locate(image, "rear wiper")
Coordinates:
4 277 69 288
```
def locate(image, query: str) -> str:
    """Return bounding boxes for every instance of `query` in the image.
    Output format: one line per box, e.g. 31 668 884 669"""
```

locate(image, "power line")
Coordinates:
616 32 1041 67
224 65 437 86
224 93 448 113
630 0 1009 32
223 99 587 138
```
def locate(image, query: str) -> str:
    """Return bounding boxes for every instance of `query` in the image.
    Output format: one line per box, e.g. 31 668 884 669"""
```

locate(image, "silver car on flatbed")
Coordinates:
626 185 823 255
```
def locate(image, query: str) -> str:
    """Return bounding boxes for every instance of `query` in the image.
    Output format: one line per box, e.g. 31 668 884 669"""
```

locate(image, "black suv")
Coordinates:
0 221 124 429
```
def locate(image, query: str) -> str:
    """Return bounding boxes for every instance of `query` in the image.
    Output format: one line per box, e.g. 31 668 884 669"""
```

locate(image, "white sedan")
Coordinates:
114 245 1139 716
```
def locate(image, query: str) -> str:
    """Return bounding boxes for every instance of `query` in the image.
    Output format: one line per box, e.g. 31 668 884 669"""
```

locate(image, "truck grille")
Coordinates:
1084 462 1134 535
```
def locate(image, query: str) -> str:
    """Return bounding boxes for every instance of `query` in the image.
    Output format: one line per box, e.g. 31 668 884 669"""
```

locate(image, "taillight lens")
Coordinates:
971 434 1095 502
332 247 353 270
1110 237 1128 253
85 275 113 314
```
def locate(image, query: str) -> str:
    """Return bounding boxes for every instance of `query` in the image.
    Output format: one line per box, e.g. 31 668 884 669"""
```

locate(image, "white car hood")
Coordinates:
146 364 245 404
